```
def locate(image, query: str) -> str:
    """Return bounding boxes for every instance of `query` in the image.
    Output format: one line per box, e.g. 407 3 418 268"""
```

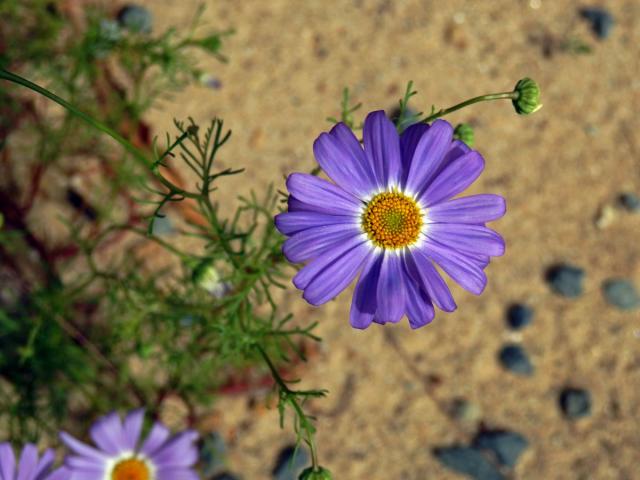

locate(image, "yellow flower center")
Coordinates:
112 458 150 480
361 191 423 249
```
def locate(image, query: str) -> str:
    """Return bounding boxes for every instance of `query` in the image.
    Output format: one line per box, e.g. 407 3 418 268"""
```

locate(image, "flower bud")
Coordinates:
192 258 229 298
512 77 542 115
453 123 474 147
299 467 333 480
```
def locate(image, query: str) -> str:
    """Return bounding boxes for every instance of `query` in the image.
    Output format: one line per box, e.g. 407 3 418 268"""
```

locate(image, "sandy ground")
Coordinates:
138 0 640 478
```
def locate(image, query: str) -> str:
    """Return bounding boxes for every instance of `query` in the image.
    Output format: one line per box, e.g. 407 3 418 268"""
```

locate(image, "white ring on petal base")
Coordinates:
103 451 156 480
358 185 429 254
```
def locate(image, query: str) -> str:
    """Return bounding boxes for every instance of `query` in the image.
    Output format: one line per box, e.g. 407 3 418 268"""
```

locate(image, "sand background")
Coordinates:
136 0 640 478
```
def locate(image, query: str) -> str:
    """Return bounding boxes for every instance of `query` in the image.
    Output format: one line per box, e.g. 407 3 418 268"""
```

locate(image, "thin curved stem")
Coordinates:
421 91 518 123
0 68 150 168
256 344 321 471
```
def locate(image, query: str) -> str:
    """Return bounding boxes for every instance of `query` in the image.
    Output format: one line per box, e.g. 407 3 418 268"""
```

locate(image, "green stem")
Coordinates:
422 91 518 123
0 68 201 201
0 68 150 169
256 344 321 471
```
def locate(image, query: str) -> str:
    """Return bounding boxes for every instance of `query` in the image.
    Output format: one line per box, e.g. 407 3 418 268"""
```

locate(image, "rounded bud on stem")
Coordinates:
512 77 542 115
453 123 474 147
299 467 333 480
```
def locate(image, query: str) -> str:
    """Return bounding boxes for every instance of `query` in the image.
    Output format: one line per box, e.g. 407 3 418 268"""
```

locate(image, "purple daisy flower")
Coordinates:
0 443 68 480
60 409 199 480
275 111 506 329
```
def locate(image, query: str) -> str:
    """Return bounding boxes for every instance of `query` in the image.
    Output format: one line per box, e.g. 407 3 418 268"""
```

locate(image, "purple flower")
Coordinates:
0 443 68 480
60 409 199 480
275 111 506 329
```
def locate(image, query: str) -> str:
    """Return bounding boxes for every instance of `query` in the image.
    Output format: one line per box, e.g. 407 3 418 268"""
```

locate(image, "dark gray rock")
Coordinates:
546 264 585 298
272 445 310 480
506 304 534 330
433 446 505 480
212 474 240 480
473 430 529 468
200 432 227 477
602 279 640 310
560 388 592 419
619 192 640 212
117 5 153 34
498 344 534 376
580 8 614 39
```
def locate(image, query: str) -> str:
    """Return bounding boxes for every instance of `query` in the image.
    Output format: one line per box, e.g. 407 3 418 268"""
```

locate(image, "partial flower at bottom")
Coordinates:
60 409 199 480
275 111 506 329
0 443 68 480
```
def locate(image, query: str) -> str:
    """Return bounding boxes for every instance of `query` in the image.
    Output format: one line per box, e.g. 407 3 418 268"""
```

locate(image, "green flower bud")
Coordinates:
192 258 228 297
0 212 4 229
512 77 542 115
299 467 333 480
453 123 474 147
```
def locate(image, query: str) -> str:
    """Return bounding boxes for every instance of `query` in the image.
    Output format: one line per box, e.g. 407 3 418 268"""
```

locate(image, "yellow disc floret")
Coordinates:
362 191 423 249
112 458 150 480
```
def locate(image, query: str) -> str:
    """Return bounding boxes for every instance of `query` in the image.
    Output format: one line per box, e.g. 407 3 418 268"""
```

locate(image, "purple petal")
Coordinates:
0 443 16 480
140 423 171 457
313 124 377 197
426 223 505 257
400 123 430 174
89 412 127 456
403 268 435 329
149 431 199 468
283 223 361 263
64 455 106 470
16 444 38 480
404 120 453 195
456 249 491 269
375 252 407 324
33 449 55 480
406 249 457 312
123 409 145 451
363 110 402 188
421 239 487 294
59 433 108 463
426 194 506 224
420 150 484 206
292 234 366 290
287 195 327 214
286 173 360 216
157 469 199 480
301 242 371 306
274 211 356 236
349 253 383 329
64 469 104 480
45 467 71 480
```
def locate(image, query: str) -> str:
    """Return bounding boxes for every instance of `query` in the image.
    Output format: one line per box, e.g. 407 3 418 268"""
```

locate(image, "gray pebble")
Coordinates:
498 344 534 376
602 279 640 310
546 264 585 298
560 388 592 419
619 193 640 212
580 7 614 40
506 304 534 330
473 430 529 468
433 446 505 480
272 445 310 480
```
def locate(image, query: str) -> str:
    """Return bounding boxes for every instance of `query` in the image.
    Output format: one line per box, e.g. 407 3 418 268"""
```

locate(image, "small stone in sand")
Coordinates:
560 388 592 419
498 344 534 376
546 264 585 298
507 304 534 330
473 430 529 468
602 279 640 310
